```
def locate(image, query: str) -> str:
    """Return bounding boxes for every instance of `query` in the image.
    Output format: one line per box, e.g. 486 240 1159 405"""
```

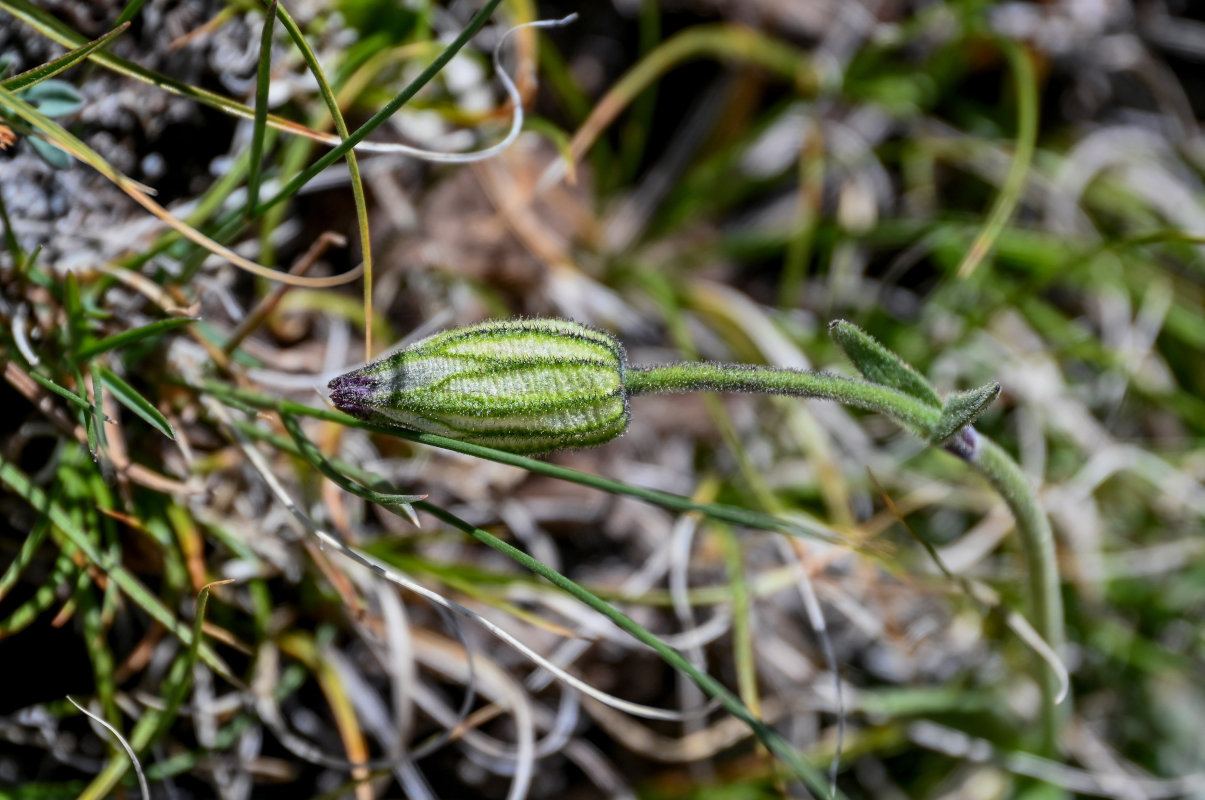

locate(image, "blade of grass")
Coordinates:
0 455 236 683
419 501 843 799
269 1 374 357
98 367 176 440
76 317 197 361
0 22 129 92
0 83 363 289
955 38 1038 278
113 0 151 27
199 379 853 548
0 513 50 602
252 0 505 217
0 547 77 637
245 1 276 218
281 413 422 520
27 370 90 412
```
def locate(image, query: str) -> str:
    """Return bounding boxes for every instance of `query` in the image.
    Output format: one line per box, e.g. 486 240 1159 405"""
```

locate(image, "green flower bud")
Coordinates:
329 319 630 454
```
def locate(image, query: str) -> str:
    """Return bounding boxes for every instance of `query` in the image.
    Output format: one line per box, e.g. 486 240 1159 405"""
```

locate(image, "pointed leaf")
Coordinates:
76 316 196 360
930 382 1000 445
1 22 129 92
828 320 942 408
28 370 90 411
99 366 176 440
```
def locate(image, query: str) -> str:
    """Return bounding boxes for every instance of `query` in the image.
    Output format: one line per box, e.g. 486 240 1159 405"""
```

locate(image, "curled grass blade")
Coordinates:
955 38 1038 279
0 83 363 289
67 696 150 800
269 2 374 356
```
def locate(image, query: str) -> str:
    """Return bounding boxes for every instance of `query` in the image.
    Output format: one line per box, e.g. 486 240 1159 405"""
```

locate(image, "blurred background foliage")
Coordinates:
0 0 1203 798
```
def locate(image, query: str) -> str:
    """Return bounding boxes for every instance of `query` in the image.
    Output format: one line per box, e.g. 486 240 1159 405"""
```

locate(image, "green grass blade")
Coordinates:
113 0 150 27
0 456 235 683
246 1 276 217
280 412 422 520
0 514 51 602
270 1 374 354
76 317 196 361
199 379 851 547
0 22 129 92
27 370 90 411
419 501 844 799
0 547 77 637
956 38 1038 278
98 366 176 440
253 0 505 217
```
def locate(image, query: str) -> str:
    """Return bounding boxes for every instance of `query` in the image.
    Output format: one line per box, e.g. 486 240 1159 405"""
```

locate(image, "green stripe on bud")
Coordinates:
329 319 630 454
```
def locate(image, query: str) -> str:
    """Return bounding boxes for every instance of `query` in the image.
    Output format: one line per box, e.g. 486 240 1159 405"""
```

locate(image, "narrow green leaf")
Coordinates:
930 382 1001 445
28 370 90 411
420 501 844 799
76 316 196 361
0 180 22 267
956 38 1038 279
154 580 230 745
1 22 129 92
63 271 85 349
828 319 942 408
0 455 234 682
0 515 51 602
254 0 505 216
246 0 276 217
0 549 78 637
99 367 176 440
209 381 854 549
280 413 421 523
114 0 150 26
271 2 374 352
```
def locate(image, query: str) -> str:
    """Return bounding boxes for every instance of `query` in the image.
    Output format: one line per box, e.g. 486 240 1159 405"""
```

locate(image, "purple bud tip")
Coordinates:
328 372 376 420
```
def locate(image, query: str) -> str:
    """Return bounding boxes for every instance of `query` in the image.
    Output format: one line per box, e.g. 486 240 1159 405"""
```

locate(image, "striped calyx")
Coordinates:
329 319 630 454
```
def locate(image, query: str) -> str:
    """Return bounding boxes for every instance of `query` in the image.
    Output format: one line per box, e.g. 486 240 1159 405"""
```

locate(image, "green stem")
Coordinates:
627 361 1065 753
971 435 1065 753
626 363 942 436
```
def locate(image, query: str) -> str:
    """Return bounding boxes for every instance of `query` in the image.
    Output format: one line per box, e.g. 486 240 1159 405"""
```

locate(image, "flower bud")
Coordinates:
329 319 630 454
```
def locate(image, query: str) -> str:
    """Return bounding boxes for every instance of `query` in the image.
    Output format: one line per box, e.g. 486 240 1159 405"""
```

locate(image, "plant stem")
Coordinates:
627 361 1065 753
626 363 942 435
970 434 1065 752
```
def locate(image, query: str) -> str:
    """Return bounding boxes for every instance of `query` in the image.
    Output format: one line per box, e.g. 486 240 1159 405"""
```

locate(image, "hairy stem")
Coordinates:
627 362 1065 753
971 434 1065 752
626 363 941 435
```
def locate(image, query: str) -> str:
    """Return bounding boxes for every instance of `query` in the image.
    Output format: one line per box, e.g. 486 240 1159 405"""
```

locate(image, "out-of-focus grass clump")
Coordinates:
1 0 1203 798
